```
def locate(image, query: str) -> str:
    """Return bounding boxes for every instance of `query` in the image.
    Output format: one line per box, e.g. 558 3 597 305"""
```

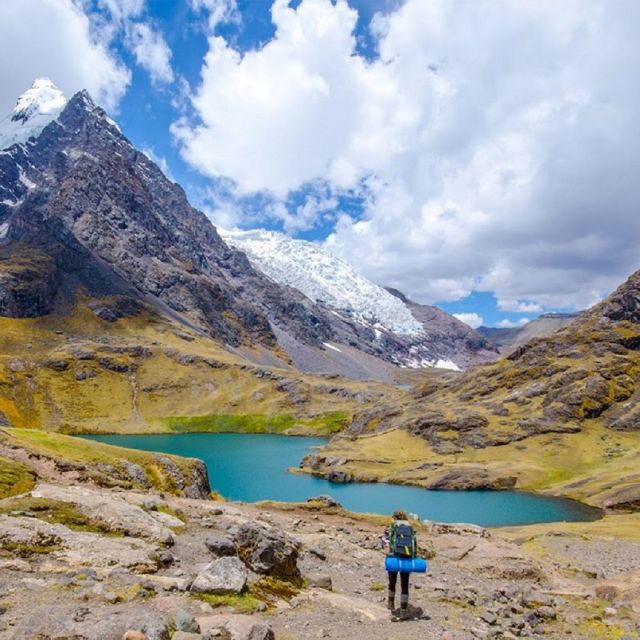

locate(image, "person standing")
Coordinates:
381 509 417 619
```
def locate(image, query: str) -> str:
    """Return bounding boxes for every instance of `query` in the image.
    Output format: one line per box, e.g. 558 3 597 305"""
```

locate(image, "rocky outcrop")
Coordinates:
32 483 179 544
0 514 158 573
427 469 517 491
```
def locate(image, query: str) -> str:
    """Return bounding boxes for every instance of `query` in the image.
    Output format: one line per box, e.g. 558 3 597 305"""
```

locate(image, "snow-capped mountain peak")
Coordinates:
220 228 424 336
0 78 67 150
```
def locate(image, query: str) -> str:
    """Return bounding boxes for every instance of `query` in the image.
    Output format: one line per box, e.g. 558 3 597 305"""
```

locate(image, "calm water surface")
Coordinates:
84 433 601 527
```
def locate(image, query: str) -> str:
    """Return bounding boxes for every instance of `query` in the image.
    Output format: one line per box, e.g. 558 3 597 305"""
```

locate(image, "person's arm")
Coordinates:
380 527 391 553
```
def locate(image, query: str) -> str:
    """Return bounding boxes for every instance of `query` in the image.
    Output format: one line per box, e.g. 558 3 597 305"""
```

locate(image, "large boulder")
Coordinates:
190 556 247 594
233 522 300 581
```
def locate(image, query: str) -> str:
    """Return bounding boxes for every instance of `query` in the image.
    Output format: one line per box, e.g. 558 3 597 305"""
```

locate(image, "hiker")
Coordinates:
381 509 417 618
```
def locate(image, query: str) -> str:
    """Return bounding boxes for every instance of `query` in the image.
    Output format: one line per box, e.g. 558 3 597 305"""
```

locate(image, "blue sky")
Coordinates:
2 0 639 328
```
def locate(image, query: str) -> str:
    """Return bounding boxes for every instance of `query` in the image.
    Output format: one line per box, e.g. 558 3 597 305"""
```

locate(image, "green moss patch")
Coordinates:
0 456 36 499
193 592 263 613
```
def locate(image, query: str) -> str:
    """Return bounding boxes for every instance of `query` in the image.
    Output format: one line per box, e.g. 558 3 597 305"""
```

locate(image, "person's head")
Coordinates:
392 510 408 521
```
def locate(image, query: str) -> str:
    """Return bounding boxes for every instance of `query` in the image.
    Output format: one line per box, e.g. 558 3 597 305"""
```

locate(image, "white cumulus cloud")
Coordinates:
190 0 240 31
175 0 640 310
127 21 174 84
497 318 531 329
0 0 130 114
453 313 484 330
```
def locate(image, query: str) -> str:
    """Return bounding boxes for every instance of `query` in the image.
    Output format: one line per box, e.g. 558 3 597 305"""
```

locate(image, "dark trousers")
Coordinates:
388 570 410 603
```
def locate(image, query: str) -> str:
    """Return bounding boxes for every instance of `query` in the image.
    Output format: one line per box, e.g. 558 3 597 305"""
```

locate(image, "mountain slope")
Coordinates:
221 229 496 370
302 267 640 509
478 313 580 354
0 79 409 429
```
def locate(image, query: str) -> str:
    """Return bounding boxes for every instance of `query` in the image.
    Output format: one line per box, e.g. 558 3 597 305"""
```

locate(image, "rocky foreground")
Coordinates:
0 470 639 640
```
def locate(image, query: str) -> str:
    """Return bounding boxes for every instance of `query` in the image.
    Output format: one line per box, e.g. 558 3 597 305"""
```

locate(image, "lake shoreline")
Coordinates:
83 432 602 528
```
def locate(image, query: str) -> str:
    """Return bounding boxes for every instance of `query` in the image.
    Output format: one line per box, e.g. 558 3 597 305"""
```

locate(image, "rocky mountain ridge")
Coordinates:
0 79 494 380
478 313 581 354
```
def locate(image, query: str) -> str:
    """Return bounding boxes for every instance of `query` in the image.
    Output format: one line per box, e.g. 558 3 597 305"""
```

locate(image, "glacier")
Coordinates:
220 228 424 336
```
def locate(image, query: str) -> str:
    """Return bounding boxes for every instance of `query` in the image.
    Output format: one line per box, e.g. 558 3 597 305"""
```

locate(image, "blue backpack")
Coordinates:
390 521 417 558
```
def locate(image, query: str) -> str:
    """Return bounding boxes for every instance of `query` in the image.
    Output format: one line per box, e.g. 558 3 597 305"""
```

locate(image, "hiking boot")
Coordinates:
399 606 410 620
387 595 395 611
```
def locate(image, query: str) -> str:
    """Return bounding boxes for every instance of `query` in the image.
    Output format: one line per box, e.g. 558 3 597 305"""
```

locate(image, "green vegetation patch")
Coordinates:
192 577 300 613
250 576 301 602
0 497 122 536
0 456 36 499
165 412 347 435
1 542 61 557
193 592 262 614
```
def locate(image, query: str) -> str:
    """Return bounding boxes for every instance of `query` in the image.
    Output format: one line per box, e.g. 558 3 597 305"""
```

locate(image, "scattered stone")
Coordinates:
172 633 203 640
190 557 247 594
307 546 326 561
535 606 556 620
75 369 98 381
205 534 237 557
138 575 191 592
122 632 146 640
172 608 200 633
479 611 497 625
307 575 332 590
197 614 275 640
142 618 170 640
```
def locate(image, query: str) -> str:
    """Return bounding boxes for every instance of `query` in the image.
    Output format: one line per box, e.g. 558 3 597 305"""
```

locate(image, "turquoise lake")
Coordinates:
84 433 601 527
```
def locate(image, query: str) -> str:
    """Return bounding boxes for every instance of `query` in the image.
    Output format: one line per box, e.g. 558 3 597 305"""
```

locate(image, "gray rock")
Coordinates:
142 618 170 640
172 633 203 640
307 495 340 508
205 534 237 557
234 521 300 580
75 368 98 381
535 606 556 620
190 557 247 594
122 461 152 489
31 483 175 545
307 574 332 590
480 611 497 625
172 609 200 633
197 614 274 640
